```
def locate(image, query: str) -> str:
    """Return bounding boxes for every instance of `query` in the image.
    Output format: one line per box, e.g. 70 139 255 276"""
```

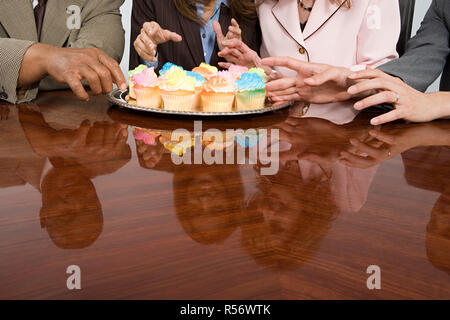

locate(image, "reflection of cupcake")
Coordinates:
228 65 249 80
192 63 218 80
201 74 236 112
235 72 266 111
186 71 206 110
159 133 195 156
132 127 161 146
132 68 162 109
248 67 269 83
159 62 182 76
159 67 196 111
203 131 236 151
128 64 148 99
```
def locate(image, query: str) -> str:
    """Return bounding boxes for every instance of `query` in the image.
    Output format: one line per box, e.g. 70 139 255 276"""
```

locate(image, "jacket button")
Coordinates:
298 46 306 55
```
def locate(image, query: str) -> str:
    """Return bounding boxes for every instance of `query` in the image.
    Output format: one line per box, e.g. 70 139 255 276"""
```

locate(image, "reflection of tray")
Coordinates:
107 89 292 117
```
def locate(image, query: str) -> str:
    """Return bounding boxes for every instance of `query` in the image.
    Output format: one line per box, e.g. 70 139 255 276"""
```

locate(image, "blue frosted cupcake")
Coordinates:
235 72 266 111
159 62 183 76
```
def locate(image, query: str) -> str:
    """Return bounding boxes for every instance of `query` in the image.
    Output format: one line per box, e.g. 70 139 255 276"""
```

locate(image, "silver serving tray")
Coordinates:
107 89 292 117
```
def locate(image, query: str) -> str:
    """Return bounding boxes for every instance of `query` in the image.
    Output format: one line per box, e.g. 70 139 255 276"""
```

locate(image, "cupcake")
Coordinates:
132 67 162 109
201 74 236 112
128 64 148 99
159 62 182 76
160 133 195 156
133 127 161 146
235 72 266 111
192 63 218 80
248 67 269 83
228 65 249 80
159 67 196 111
186 71 206 110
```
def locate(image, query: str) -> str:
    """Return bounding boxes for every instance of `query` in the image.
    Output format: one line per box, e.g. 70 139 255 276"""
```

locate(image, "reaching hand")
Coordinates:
134 21 182 63
348 69 450 125
217 38 262 70
213 18 242 52
262 57 354 104
19 44 127 101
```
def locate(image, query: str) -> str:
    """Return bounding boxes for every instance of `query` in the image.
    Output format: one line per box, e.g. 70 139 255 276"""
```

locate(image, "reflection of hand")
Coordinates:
136 139 165 169
340 123 450 168
134 21 182 63
268 117 373 164
213 19 242 52
262 57 353 104
0 105 9 120
348 69 450 125
43 121 129 164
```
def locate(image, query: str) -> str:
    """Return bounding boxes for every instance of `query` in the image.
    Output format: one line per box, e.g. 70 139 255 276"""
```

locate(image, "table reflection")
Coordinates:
0 105 131 249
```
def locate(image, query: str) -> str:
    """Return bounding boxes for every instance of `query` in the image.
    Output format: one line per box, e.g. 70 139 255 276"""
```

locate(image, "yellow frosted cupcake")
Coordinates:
235 72 266 111
128 64 148 99
186 71 206 110
201 73 236 112
159 67 196 111
192 63 218 80
132 67 162 109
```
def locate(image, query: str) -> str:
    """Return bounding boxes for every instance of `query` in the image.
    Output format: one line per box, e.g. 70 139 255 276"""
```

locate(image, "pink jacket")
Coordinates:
259 0 401 77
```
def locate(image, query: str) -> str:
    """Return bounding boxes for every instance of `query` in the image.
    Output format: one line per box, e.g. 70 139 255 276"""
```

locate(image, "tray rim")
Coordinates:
107 89 292 117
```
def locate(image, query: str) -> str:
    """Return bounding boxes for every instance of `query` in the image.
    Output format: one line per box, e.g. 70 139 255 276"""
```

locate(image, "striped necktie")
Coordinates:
34 0 48 41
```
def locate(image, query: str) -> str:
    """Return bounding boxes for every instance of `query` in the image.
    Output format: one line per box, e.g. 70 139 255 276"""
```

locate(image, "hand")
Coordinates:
136 140 165 169
217 38 262 70
262 57 354 104
19 44 127 101
348 69 450 125
213 18 242 52
134 21 182 63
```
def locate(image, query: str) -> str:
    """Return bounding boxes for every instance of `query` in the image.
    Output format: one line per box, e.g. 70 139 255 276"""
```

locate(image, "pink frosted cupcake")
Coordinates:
132 68 162 109
228 65 249 80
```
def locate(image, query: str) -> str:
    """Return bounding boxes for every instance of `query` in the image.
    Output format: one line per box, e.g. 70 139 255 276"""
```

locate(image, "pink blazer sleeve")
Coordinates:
354 0 401 70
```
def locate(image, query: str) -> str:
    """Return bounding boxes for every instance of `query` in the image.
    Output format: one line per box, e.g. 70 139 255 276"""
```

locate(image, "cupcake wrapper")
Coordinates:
129 77 136 99
236 90 266 111
161 90 196 111
201 92 235 113
134 86 162 109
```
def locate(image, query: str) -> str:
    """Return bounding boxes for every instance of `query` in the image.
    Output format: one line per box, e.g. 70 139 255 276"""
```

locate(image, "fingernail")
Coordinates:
354 102 362 109
349 138 359 145
371 119 379 125
348 86 357 94
348 73 357 79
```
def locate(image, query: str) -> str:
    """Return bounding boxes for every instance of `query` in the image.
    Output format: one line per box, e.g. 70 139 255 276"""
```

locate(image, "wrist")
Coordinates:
19 43 52 86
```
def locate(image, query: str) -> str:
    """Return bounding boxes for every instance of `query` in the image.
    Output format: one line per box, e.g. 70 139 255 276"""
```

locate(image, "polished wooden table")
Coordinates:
0 91 449 299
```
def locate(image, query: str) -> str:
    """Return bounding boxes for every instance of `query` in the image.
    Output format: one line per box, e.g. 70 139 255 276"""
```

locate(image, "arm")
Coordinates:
0 39 38 104
378 0 450 92
354 0 401 69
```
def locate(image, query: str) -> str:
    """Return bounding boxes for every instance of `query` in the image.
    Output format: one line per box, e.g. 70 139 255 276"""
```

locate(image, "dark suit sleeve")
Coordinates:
378 0 450 92
129 0 156 70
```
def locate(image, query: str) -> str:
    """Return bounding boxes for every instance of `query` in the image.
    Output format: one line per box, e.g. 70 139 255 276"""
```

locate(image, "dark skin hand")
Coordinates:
18 43 127 101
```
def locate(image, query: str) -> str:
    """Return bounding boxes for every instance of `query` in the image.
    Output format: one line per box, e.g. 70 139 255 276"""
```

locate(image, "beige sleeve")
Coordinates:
0 38 39 104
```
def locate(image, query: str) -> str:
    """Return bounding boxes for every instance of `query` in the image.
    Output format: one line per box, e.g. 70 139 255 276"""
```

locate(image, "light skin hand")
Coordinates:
134 21 182 63
348 69 450 125
261 57 354 104
18 43 127 101
213 18 242 52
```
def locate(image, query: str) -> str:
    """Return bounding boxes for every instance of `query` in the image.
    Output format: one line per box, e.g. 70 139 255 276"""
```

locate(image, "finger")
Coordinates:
304 67 342 87
89 62 114 94
353 91 399 110
348 78 397 96
339 151 374 169
348 68 390 80
140 32 157 56
79 66 102 95
267 87 298 97
271 93 301 102
349 138 386 159
262 56 305 72
65 75 89 101
135 37 157 63
162 29 182 43
115 128 129 150
218 62 233 69
266 78 297 92
74 120 91 144
213 21 225 44
98 53 127 91
218 48 243 61
369 130 396 145
370 109 403 125
231 18 239 28
227 26 242 39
